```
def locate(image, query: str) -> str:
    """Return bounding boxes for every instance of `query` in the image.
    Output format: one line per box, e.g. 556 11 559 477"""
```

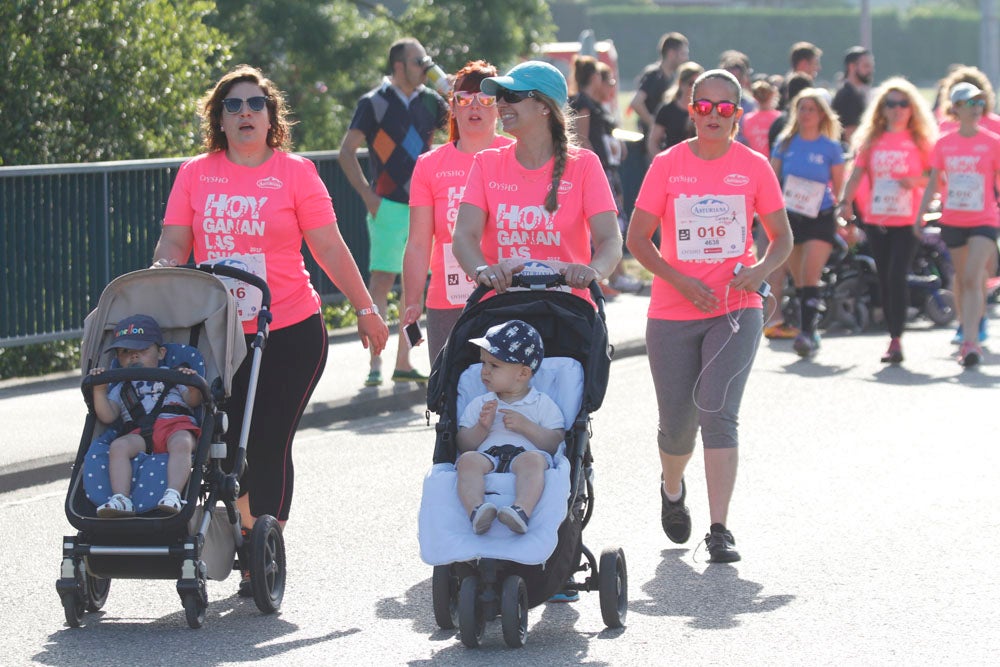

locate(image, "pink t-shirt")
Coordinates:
853 131 932 227
634 141 785 321
409 136 512 309
930 128 1000 228
742 109 781 157
163 151 334 332
461 143 617 300
938 112 1000 136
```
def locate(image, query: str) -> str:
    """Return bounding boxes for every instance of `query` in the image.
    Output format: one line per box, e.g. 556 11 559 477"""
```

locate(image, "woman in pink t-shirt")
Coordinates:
627 70 792 564
917 83 1000 368
451 60 622 299
838 77 937 364
152 66 388 594
402 61 512 362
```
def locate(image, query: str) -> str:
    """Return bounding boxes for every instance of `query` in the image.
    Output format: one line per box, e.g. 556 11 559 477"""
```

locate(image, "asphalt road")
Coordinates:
2 321 998 665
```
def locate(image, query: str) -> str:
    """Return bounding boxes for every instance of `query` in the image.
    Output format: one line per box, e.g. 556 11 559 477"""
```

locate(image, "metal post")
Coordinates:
861 0 872 52
982 0 1000 104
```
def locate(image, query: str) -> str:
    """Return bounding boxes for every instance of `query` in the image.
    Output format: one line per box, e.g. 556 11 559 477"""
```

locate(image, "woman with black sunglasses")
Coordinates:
837 77 937 364
626 69 792 563
152 65 389 595
401 60 512 362
452 60 622 300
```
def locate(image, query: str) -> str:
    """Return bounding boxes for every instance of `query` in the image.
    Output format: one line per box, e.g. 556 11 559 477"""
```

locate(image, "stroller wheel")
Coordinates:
598 547 628 629
431 564 459 630
458 575 485 648
61 591 85 628
249 515 286 614
84 569 111 612
500 575 528 648
925 290 956 326
182 592 206 629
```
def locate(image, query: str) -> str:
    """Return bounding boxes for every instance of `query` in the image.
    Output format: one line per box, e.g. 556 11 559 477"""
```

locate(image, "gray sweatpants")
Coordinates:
646 308 763 455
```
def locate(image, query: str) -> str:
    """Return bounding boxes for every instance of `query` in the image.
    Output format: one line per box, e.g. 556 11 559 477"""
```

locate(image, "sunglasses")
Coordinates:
222 96 268 114
884 99 911 109
496 88 536 104
453 91 497 107
691 99 739 118
958 98 987 108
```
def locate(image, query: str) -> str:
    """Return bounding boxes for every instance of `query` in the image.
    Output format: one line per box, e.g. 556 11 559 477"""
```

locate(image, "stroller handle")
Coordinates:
192 263 272 311
466 273 607 320
82 367 213 412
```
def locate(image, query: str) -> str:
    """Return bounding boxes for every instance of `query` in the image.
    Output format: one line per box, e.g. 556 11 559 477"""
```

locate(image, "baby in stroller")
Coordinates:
458 320 564 535
89 314 203 517
419 274 627 649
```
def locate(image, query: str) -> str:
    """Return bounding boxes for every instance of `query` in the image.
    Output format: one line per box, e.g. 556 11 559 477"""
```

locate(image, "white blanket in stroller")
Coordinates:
418 357 582 566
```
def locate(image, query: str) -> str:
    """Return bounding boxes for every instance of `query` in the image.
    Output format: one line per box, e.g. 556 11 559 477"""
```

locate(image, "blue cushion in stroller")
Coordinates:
82 343 205 514
418 357 583 566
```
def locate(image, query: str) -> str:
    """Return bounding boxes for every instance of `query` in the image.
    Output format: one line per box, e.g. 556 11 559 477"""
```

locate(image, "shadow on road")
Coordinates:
631 548 794 629
34 596 359 665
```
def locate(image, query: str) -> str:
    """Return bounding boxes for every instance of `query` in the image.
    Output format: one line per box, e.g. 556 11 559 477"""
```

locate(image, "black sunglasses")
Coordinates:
496 88 536 104
884 99 910 109
222 96 268 114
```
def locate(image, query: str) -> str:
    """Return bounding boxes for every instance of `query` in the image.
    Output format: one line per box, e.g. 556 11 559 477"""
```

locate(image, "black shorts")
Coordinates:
788 208 837 245
938 223 999 248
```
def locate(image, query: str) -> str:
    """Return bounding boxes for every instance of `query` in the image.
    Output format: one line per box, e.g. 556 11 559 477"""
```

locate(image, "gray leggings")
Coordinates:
646 308 763 455
425 307 463 365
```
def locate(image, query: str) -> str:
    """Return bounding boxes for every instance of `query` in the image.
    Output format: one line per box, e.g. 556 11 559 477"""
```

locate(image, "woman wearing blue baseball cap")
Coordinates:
452 60 623 300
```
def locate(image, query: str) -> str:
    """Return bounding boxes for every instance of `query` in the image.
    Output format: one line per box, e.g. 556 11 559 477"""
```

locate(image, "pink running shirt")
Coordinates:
853 131 931 227
409 136 512 309
163 151 334 333
461 143 617 300
931 128 1000 228
742 109 781 157
634 141 785 321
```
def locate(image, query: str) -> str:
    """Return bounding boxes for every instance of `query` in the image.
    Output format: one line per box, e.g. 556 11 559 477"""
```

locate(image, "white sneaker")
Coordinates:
97 493 135 518
157 488 184 514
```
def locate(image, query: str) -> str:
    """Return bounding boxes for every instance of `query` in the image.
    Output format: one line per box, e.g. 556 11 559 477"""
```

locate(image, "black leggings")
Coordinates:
226 312 328 521
865 224 918 338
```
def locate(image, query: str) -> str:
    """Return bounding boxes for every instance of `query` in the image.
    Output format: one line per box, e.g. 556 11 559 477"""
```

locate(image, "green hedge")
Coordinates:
561 5 979 88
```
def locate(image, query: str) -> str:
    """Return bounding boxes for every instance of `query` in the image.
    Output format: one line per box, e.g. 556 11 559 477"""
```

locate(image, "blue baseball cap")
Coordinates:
110 314 163 350
481 60 568 107
469 319 544 372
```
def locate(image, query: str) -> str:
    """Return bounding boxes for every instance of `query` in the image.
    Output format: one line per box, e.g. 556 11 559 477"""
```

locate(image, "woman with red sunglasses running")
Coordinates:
627 69 792 563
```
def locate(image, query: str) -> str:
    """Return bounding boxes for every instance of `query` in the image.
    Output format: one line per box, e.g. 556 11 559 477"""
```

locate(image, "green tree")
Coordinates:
210 0 556 152
0 0 229 165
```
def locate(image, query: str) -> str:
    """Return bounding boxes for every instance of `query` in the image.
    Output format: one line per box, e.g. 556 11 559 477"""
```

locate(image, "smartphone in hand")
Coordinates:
404 321 424 348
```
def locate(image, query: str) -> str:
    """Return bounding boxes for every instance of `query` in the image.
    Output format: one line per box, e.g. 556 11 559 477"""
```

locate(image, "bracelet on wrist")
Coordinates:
356 304 380 317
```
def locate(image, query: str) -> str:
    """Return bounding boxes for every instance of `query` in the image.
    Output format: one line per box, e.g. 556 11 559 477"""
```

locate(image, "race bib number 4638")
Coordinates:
673 194 747 260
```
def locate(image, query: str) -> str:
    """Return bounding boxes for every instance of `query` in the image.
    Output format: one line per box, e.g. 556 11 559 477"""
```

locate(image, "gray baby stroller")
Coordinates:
56 264 283 628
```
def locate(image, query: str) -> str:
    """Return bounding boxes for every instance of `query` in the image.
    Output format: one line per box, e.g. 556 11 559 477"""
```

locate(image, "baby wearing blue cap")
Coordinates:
455 320 566 535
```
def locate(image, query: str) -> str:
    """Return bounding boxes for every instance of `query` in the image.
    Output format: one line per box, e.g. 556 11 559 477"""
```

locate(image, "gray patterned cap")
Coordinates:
469 319 544 372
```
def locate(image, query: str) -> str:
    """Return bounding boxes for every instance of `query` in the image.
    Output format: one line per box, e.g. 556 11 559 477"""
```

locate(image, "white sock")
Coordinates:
662 481 683 503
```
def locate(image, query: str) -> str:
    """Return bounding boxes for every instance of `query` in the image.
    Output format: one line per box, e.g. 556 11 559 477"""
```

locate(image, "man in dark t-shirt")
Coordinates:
831 46 874 144
628 32 689 158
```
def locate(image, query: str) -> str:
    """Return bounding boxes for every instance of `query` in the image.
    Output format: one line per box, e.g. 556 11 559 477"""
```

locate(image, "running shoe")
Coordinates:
660 477 691 544
959 342 982 368
880 338 903 364
793 331 820 357
764 322 800 340
704 524 741 563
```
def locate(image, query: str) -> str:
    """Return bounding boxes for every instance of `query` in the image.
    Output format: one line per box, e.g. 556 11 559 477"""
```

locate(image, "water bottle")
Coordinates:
421 57 451 95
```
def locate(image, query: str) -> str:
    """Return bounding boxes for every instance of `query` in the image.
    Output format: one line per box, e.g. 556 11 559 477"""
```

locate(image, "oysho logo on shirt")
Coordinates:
670 175 697 183
437 169 465 179
489 181 519 192
257 177 283 190
723 173 750 187
200 175 230 184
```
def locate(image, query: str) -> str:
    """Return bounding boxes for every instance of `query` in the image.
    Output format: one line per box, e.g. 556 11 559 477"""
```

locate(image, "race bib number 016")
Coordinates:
945 172 985 212
207 254 266 322
673 194 747 260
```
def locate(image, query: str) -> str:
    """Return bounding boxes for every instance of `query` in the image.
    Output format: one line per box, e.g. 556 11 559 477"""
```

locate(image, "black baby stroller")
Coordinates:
56 264 285 629
418 273 627 648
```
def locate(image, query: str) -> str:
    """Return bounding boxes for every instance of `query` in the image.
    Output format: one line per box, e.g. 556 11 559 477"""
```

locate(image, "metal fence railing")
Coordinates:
0 150 370 347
